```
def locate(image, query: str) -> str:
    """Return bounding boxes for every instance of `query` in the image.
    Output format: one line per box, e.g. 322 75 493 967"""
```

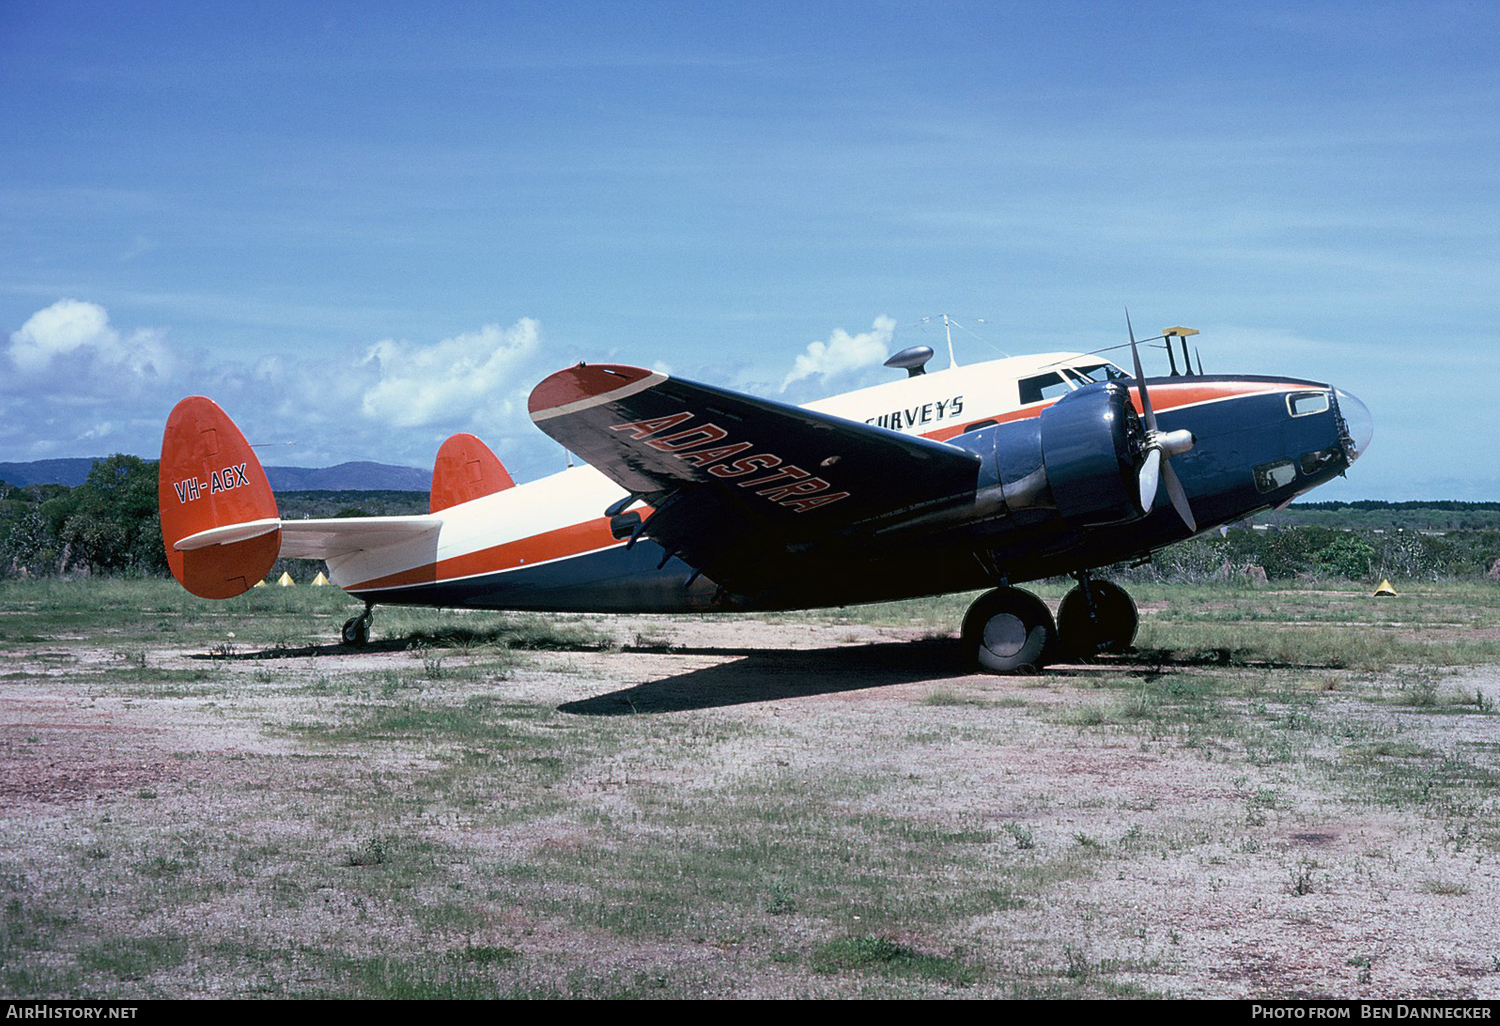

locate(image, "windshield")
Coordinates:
1064 362 1128 384
1019 362 1130 404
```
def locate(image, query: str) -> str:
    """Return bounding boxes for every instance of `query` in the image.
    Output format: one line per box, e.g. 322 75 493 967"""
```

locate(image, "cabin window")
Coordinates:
1018 372 1071 405
961 419 998 435
1287 391 1330 417
1300 447 1341 475
1254 459 1297 493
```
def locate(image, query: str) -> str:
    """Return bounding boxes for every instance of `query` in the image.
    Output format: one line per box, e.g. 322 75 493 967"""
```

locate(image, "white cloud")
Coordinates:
359 318 543 429
7 298 173 379
0 300 565 472
10 299 117 373
779 315 894 392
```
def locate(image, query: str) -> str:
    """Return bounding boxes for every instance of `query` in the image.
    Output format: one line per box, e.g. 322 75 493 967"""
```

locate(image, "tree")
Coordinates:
1312 533 1377 580
52 455 166 575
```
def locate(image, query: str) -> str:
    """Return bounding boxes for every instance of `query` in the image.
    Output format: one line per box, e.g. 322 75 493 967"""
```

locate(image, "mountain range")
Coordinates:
0 457 429 492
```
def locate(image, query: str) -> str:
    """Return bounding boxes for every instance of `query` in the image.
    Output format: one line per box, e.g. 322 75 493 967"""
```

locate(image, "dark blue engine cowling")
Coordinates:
1035 382 1146 526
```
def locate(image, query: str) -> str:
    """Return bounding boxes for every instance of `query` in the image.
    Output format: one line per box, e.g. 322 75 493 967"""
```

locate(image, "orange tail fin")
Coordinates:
429 433 515 513
158 397 281 598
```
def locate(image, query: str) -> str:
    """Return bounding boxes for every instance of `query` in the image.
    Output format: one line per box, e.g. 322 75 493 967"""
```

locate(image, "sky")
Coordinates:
2 0 1497 500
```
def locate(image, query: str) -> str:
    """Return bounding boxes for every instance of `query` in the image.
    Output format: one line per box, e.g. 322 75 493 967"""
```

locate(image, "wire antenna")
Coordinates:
917 314 1009 363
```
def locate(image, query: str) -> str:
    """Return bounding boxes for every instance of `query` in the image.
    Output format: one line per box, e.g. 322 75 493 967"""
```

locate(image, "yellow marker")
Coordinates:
277 571 296 587
311 571 330 586
1374 579 1398 597
252 579 266 588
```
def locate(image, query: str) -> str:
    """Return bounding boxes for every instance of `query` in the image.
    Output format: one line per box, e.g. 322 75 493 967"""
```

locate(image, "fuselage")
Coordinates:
325 353 1370 612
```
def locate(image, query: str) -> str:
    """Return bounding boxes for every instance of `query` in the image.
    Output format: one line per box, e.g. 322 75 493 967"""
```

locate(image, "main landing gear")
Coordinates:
340 603 375 647
1056 576 1138 658
960 575 1139 674
961 588 1055 674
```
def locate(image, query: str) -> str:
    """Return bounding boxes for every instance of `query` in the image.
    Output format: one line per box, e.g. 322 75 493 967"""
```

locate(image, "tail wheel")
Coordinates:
961 587 1056 674
341 607 373 647
1057 579 1138 657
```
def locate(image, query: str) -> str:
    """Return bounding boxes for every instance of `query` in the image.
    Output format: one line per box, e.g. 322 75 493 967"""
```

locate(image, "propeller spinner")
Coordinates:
1126 311 1197 532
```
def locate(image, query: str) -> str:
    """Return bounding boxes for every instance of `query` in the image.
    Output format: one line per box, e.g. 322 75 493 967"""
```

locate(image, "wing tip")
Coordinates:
528 364 664 421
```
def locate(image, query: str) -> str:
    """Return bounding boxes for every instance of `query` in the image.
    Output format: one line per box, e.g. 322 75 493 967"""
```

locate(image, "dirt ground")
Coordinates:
3 612 1499 999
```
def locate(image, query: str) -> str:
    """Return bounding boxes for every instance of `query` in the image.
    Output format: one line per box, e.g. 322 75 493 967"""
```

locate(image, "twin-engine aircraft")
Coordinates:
158 320 1371 673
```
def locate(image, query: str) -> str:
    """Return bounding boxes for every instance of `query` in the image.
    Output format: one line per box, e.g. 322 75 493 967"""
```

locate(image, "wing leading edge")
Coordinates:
528 364 983 597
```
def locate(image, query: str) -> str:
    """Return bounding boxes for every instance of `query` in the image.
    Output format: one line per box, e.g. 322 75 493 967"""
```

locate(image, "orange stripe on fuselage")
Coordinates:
926 379 1299 442
349 516 622 592
352 379 1303 591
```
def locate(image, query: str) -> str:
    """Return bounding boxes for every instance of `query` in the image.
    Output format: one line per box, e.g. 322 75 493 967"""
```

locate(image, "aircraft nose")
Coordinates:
1334 388 1373 464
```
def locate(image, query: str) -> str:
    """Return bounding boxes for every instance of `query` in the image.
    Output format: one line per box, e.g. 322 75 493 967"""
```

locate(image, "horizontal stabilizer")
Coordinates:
279 516 441 561
171 515 440 559
173 517 282 551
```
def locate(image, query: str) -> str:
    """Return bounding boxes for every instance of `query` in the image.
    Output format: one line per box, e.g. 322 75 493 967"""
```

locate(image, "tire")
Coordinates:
1057 580 1138 657
961 587 1056 674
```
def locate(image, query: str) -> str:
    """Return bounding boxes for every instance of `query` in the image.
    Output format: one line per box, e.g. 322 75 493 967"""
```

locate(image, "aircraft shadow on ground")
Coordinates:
191 636 1292 715
562 638 972 715
558 641 1184 715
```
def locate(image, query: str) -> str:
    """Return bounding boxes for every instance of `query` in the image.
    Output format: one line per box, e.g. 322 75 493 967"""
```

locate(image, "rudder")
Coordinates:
158 397 281 598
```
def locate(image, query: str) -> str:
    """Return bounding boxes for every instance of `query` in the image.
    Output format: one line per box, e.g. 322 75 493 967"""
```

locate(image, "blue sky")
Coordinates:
2 1 1496 499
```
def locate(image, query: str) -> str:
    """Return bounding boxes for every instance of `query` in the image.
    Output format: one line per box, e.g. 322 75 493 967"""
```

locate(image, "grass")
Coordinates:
3 576 1500 997
809 936 975 986
76 934 189 980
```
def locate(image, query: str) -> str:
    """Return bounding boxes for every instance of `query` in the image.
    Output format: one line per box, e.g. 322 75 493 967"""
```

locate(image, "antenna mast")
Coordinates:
943 314 959 369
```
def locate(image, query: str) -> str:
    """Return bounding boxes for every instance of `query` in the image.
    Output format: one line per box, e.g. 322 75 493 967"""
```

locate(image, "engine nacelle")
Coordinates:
1037 382 1147 525
880 382 1150 540
979 382 1146 527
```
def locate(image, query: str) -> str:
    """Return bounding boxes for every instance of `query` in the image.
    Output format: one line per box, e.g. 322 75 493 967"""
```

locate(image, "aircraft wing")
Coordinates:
528 364 983 596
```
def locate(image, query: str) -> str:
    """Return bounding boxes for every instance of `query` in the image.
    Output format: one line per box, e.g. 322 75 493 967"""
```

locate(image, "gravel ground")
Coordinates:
3 614 1498 999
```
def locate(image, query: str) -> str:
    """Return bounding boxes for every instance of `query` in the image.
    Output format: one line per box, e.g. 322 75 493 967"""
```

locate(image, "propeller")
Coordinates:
1126 310 1197 532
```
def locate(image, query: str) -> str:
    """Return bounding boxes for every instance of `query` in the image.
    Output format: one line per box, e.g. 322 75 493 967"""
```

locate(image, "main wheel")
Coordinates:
1057 579 1138 657
961 587 1056 674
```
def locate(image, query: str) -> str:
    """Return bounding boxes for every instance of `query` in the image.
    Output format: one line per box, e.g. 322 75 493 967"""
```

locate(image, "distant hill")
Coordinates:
0 459 98 489
0 456 428 492
264 462 429 492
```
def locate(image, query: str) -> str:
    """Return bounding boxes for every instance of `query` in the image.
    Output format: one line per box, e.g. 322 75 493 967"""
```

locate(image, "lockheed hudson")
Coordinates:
158 318 1371 673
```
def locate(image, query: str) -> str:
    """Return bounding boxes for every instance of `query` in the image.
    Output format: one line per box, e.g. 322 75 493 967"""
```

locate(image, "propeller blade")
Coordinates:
1161 458 1197 533
1125 308 1158 433
1138 447 1162 515
1126 309 1196 531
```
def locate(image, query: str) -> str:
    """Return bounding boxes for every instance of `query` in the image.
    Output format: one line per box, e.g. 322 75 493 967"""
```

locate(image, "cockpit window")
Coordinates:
1066 363 1127 384
1018 363 1127 404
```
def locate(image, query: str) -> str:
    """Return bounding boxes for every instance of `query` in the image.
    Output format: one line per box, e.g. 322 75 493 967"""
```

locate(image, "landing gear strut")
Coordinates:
341 603 375 647
1057 576 1138 657
961 587 1056 674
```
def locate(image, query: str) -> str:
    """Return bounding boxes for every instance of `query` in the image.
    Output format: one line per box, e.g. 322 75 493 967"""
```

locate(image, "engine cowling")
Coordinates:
980 381 1148 527
874 382 1156 540
1037 382 1148 525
